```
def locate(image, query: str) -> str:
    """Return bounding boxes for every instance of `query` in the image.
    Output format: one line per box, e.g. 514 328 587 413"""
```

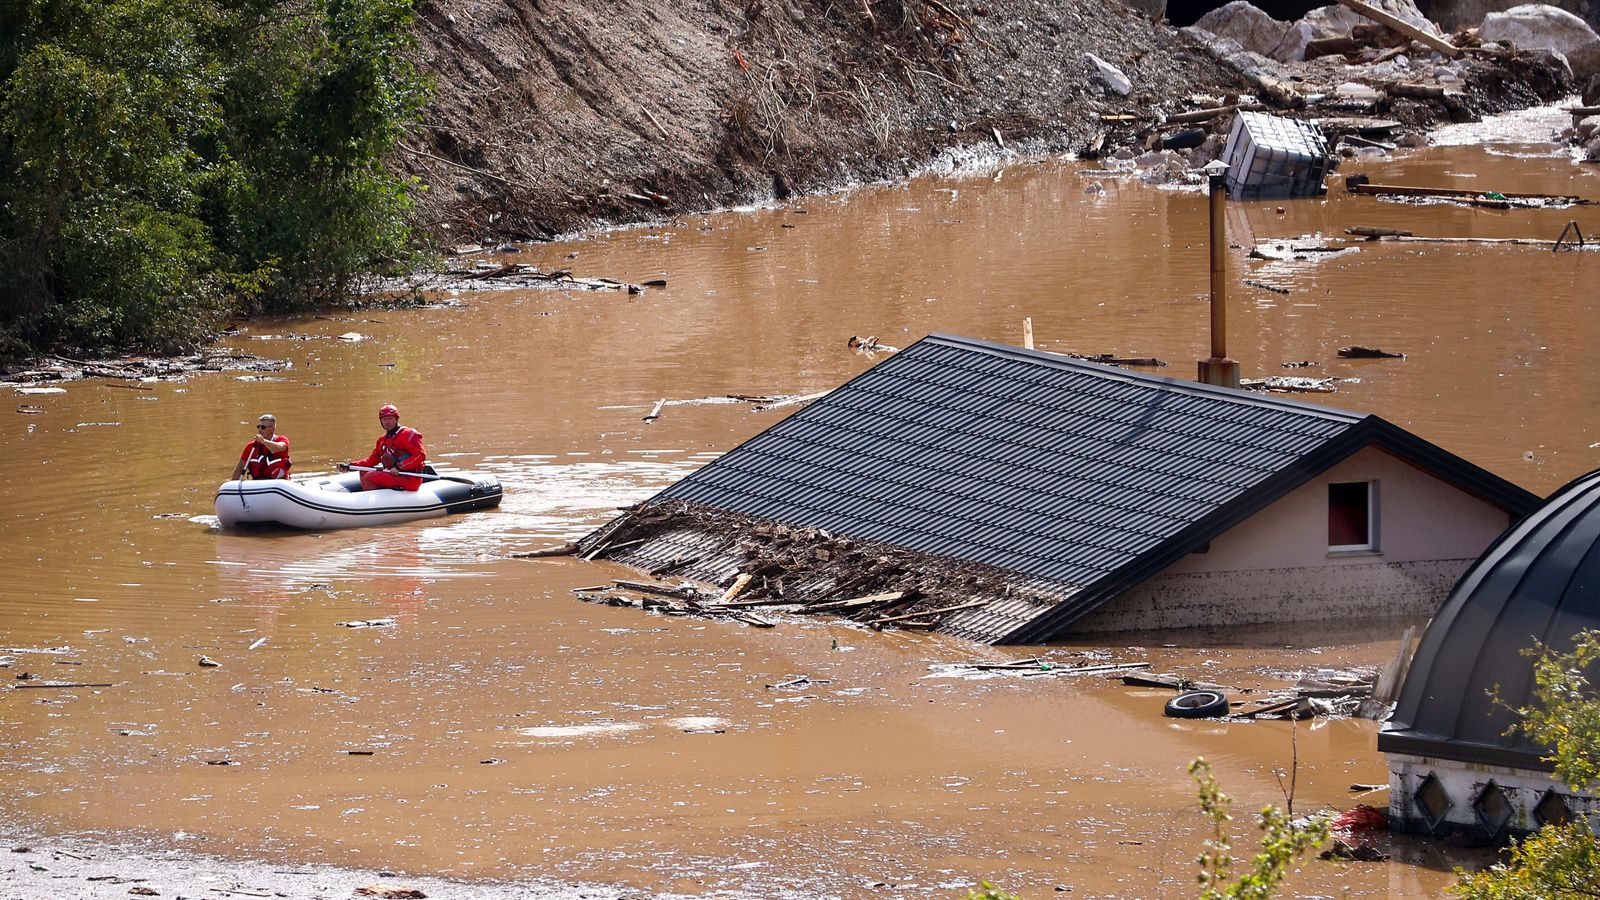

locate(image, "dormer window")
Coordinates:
1329 481 1378 552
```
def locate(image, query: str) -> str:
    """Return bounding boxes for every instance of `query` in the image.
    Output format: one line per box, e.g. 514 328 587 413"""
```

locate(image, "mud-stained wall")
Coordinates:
1071 445 1517 631
1074 557 1471 630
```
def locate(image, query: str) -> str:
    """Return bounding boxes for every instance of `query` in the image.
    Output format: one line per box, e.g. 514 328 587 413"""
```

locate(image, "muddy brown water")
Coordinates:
5 109 1600 898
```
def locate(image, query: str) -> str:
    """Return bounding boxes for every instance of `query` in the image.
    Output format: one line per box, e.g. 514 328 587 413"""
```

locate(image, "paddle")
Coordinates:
341 464 478 486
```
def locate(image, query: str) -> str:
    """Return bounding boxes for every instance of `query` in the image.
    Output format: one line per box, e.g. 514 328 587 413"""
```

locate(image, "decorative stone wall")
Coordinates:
1387 752 1599 837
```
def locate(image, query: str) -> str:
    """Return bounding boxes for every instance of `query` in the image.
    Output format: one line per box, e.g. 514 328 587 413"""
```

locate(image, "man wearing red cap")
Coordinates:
337 404 427 491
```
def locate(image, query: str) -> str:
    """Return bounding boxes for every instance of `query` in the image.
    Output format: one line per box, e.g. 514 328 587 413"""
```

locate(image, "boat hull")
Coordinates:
215 472 502 530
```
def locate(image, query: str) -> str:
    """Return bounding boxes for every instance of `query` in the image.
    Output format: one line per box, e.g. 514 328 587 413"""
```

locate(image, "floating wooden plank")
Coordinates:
1336 0 1459 57
871 600 989 625
510 541 579 559
755 390 831 411
957 658 1043 671
1347 181 1590 204
1026 661 1152 676
1360 234 1598 250
612 579 701 600
643 398 666 424
1121 671 1227 691
804 590 908 612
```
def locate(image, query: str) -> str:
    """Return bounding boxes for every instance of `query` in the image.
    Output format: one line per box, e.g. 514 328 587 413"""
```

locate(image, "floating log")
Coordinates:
643 398 666 424
14 682 113 689
1339 346 1405 359
1345 226 1413 239
1336 0 1459 57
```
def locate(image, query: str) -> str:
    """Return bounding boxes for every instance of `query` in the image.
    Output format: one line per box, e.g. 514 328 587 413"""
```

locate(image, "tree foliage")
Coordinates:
1189 757 1330 900
0 0 427 358
1450 630 1600 899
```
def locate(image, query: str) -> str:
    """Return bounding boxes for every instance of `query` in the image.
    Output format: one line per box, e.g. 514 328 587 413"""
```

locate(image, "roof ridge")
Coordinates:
922 332 1370 424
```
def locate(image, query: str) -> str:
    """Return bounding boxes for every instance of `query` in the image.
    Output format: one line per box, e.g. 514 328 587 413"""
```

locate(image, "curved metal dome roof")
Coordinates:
1379 467 1600 769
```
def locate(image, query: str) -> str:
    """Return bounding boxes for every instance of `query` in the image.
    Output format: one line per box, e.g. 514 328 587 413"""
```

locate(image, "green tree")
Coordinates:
1189 757 1330 900
1450 630 1600 899
0 0 426 358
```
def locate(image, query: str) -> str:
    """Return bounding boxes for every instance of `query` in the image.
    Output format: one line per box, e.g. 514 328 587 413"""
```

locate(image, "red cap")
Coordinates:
378 404 399 418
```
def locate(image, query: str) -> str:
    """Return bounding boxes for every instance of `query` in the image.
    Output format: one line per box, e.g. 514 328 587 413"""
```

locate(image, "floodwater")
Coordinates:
4 105 1599 898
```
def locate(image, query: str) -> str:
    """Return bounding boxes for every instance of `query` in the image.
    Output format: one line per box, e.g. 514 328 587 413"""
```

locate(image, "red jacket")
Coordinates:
353 426 426 487
239 436 291 479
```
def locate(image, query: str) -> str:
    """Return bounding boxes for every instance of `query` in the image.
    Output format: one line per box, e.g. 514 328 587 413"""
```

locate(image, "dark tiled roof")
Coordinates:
1379 467 1600 770
651 334 1538 643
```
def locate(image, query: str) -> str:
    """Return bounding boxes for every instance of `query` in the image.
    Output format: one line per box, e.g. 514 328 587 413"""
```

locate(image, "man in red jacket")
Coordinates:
231 413 291 480
337 404 427 491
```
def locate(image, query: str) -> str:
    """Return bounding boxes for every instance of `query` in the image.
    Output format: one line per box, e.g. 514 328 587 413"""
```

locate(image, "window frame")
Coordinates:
1328 479 1380 553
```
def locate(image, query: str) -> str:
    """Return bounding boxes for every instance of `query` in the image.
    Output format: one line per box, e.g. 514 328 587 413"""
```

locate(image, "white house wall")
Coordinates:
1071 446 1517 632
1387 752 1599 835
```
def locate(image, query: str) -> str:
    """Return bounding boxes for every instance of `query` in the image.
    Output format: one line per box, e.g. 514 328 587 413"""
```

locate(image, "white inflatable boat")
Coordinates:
215 469 502 529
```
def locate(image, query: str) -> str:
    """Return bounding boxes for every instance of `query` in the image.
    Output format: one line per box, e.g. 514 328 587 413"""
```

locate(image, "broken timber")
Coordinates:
1348 232 1600 250
870 599 988 626
1346 179 1591 205
1336 0 1459 58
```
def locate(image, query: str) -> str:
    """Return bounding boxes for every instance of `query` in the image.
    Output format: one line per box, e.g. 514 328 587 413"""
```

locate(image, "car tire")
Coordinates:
1164 690 1229 719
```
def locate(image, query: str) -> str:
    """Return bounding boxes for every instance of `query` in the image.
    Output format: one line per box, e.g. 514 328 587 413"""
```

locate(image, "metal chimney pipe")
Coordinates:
1197 171 1241 389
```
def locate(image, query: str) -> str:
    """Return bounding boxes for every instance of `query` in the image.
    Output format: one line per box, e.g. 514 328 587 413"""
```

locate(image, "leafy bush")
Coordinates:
1189 757 1329 900
0 0 427 358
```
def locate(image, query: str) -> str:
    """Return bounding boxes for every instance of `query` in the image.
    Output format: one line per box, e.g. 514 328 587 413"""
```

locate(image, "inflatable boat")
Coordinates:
215 469 502 529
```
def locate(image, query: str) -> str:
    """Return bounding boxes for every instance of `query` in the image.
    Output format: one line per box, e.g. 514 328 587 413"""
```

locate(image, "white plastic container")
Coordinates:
1221 111 1332 199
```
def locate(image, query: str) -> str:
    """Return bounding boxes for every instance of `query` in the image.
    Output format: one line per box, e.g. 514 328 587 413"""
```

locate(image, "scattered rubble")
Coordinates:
1 349 289 386
570 500 1048 635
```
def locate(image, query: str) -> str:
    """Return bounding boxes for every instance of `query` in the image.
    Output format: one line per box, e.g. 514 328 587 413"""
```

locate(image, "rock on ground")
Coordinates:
1480 3 1600 77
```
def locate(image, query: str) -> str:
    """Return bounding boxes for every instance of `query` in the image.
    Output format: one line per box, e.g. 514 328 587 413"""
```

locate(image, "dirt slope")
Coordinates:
405 0 1242 240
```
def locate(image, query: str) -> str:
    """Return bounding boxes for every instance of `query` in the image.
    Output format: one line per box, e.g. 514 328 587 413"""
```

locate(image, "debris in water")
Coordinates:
848 335 900 355
354 886 426 899
1338 346 1405 359
1221 112 1332 199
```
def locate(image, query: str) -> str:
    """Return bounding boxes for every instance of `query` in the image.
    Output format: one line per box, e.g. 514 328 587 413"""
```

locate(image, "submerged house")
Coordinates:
1379 467 1600 838
584 334 1537 643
